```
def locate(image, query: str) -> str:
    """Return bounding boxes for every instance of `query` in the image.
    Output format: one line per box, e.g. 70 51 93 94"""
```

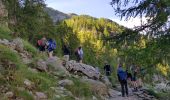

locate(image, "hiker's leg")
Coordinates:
125 80 128 96
134 81 138 91
120 81 125 97
49 51 53 58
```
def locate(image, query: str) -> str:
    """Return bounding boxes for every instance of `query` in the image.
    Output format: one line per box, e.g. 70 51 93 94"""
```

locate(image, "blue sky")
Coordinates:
45 0 145 28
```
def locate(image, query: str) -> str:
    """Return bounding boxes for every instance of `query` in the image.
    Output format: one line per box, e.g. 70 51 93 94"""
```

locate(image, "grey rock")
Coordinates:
12 38 24 52
45 7 77 23
108 89 121 98
35 92 47 100
58 79 74 87
81 78 108 97
101 76 112 87
24 79 34 90
65 60 100 79
37 59 48 72
5 91 14 98
46 56 69 76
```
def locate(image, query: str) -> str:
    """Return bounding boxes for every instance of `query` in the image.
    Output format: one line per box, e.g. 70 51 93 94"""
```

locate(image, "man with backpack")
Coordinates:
117 63 128 97
47 38 56 58
37 37 47 53
104 61 111 76
62 44 70 61
75 46 83 63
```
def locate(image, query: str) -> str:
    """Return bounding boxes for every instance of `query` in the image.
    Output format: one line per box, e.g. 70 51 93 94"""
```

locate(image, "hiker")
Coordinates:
117 63 128 97
37 36 47 53
131 64 138 92
136 66 143 88
75 46 83 63
126 69 133 87
46 38 56 58
104 61 111 76
62 44 70 61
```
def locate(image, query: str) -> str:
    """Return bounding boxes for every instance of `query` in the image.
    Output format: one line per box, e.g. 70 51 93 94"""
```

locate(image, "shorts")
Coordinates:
48 48 54 52
39 46 45 51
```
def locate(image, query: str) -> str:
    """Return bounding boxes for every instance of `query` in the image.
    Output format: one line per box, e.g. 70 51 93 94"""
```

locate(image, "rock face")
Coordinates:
44 7 76 23
65 60 100 79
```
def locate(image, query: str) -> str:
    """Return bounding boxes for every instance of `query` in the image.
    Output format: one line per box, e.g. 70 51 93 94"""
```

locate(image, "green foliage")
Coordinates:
0 44 57 99
22 39 38 56
111 0 170 35
0 26 11 39
55 15 123 68
0 44 20 64
15 90 34 100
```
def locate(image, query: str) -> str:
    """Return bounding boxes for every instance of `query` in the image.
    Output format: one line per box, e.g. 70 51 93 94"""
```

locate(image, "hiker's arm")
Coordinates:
117 74 121 82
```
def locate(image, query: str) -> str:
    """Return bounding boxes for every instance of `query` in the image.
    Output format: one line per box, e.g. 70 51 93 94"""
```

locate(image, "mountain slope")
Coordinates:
44 7 77 23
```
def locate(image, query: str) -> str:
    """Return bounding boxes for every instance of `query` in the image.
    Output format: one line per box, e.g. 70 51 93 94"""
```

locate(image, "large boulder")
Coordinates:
100 76 112 87
24 79 34 90
35 92 47 100
81 79 108 97
36 59 48 72
46 57 69 77
12 38 24 52
5 91 14 98
58 79 74 87
154 82 170 92
0 39 10 45
65 60 100 79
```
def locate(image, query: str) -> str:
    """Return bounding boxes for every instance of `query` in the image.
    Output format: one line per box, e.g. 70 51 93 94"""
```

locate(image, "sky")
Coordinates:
45 0 145 28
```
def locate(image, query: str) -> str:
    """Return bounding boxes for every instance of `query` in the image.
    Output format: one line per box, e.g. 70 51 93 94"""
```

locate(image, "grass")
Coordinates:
15 89 34 100
65 78 93 98
22 39 38 57
0 44 57 99
0 26 11 40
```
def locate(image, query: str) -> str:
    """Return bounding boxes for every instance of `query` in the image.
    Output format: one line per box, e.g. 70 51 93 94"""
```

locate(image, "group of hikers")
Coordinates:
37 37 84 63
37 37 56 58
104 62 143 97
37 36 143 98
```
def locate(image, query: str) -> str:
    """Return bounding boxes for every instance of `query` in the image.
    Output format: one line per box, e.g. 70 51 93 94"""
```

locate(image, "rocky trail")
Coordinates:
0 38 158 100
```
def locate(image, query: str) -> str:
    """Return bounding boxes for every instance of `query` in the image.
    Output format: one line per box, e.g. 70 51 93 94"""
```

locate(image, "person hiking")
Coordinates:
46 38 56 58
62 44 70 61
126 69 133 87
104 61 111 76
75 46 83 63
117 63 128 97
130 64 138 92
37 36 47 53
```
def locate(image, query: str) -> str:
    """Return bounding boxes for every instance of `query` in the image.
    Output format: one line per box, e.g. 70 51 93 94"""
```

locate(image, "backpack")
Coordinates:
118 69 127 81
48 39 56 50
37 40 42 46
74 49 78 56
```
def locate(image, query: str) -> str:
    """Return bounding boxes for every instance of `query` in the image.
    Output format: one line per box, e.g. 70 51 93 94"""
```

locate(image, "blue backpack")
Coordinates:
118 68 127 81
48 39 56 50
